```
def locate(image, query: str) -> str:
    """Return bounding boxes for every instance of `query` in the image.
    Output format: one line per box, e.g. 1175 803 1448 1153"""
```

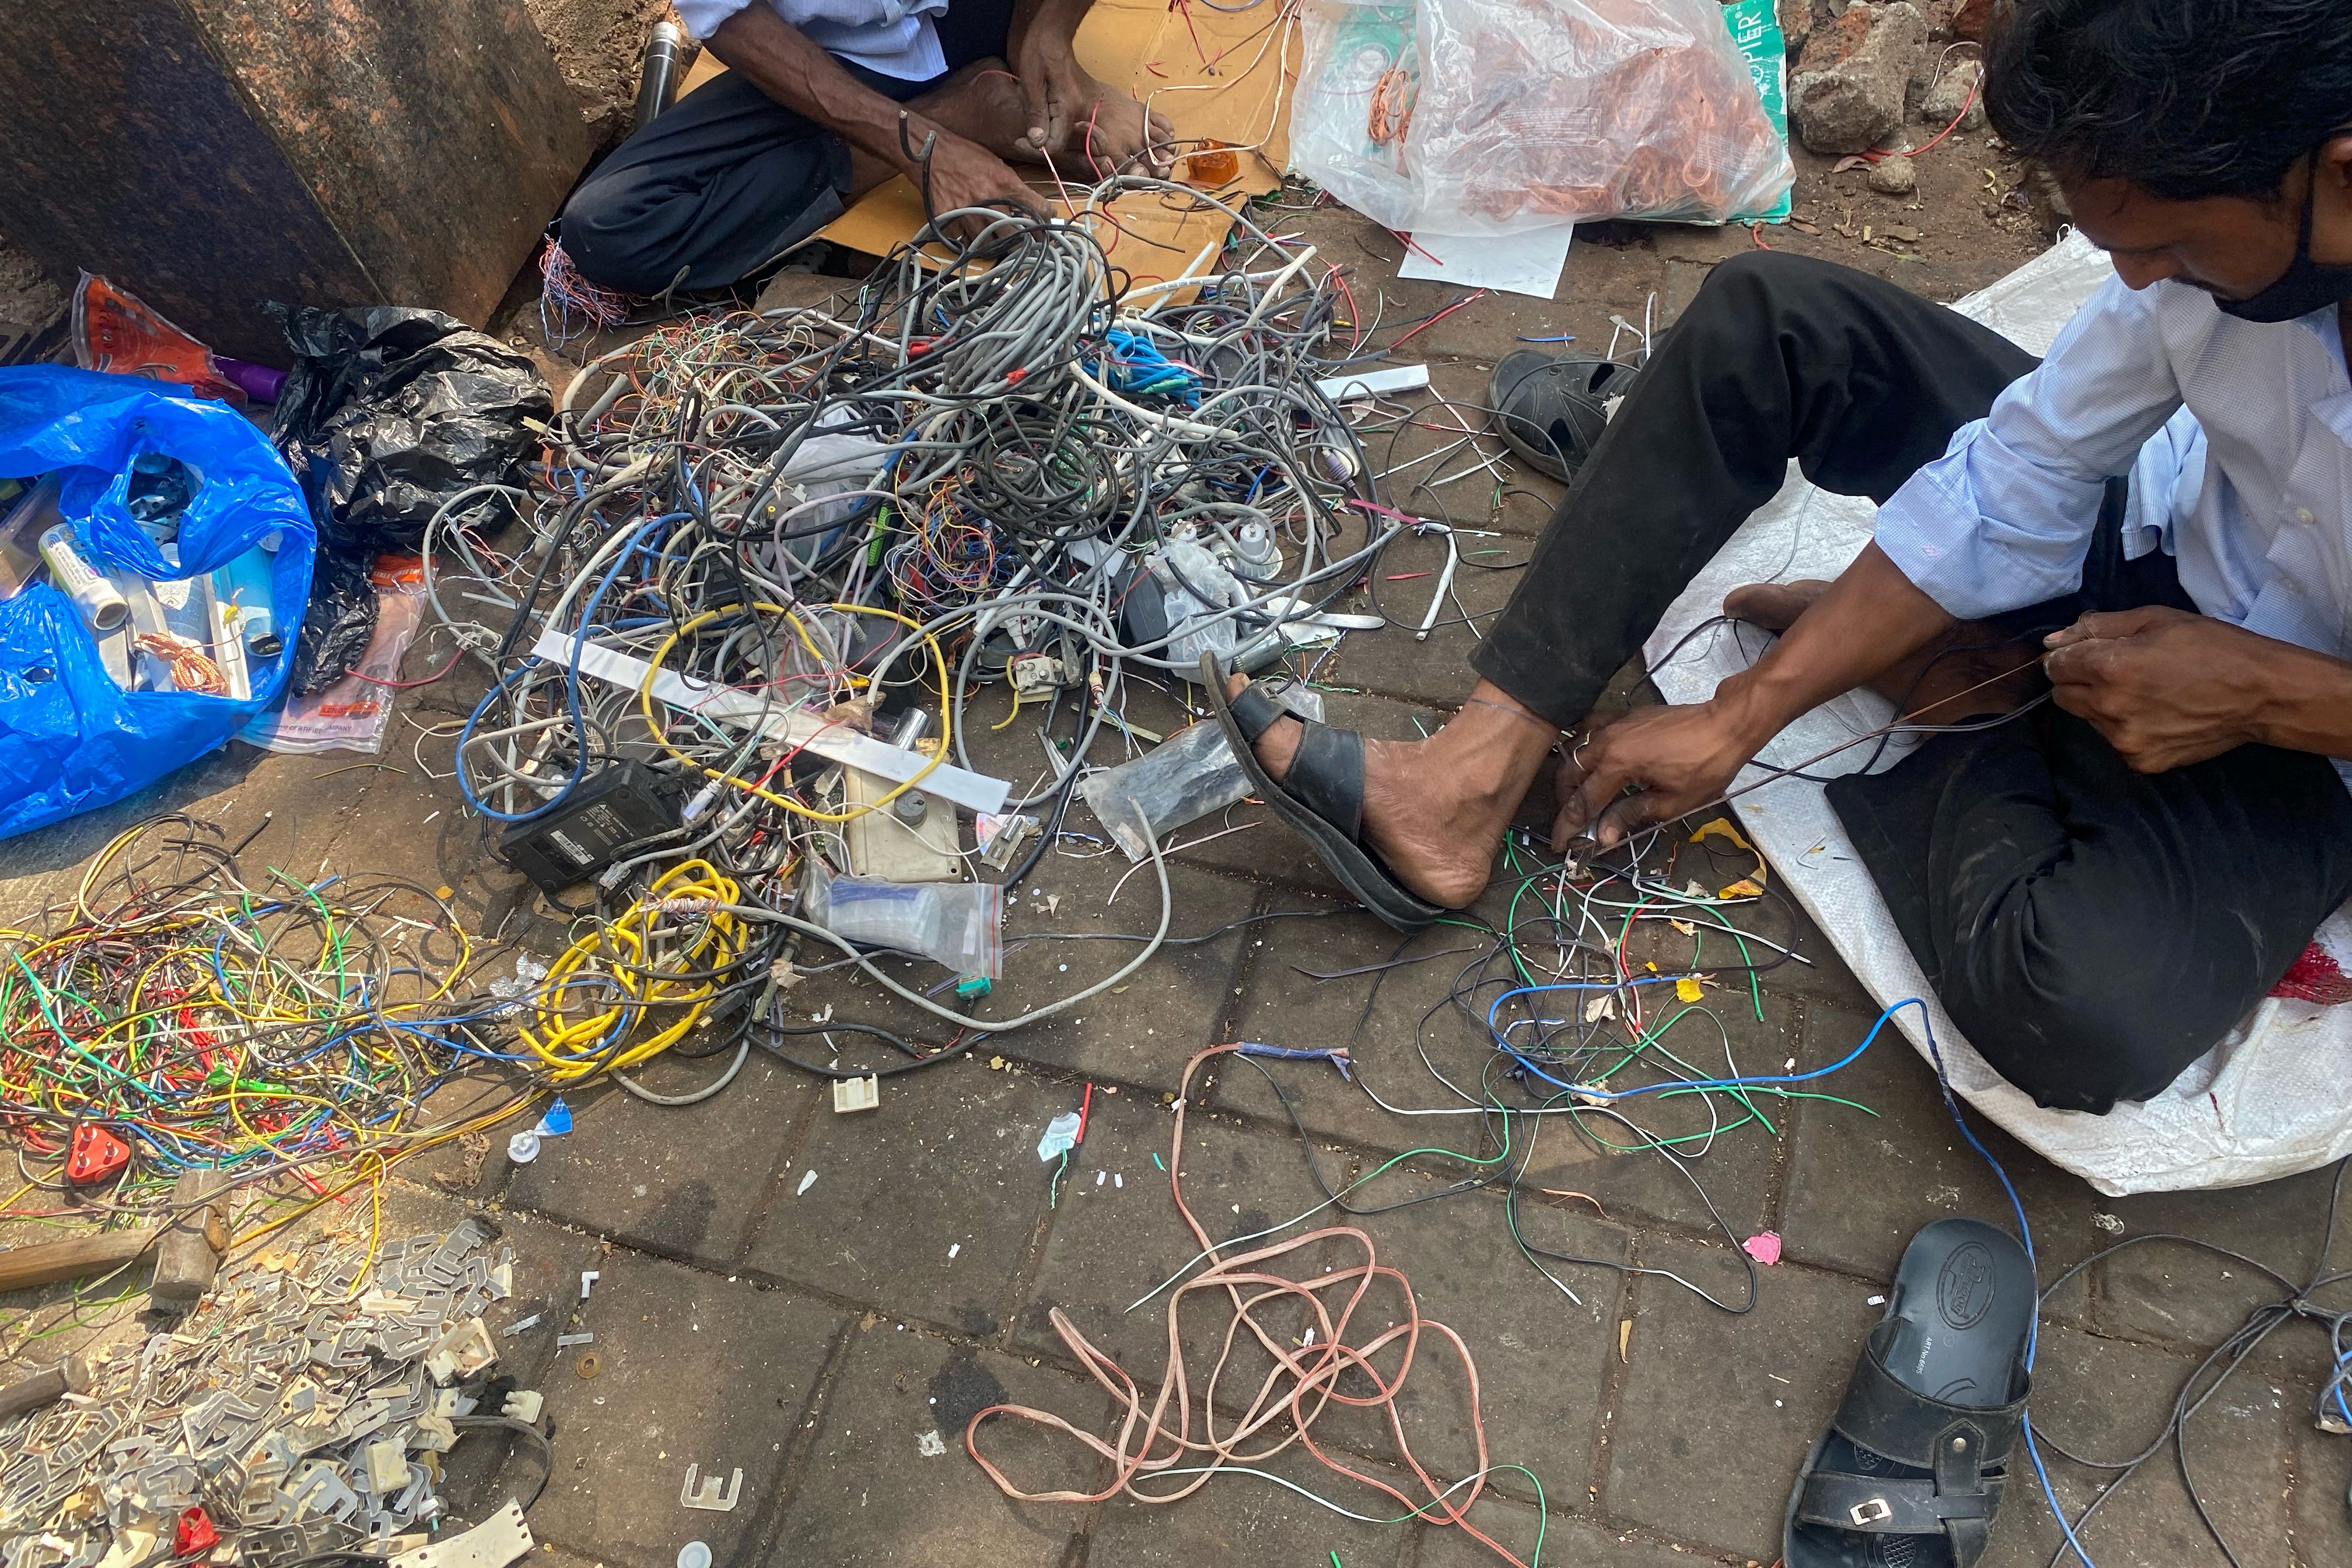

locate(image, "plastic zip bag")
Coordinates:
1407 0 1793 232
1289 0 1793 235
803 862 1005 978
1289 0 1423 233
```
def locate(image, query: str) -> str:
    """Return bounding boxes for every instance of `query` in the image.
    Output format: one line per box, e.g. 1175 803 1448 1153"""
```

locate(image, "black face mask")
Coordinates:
2217 159 2352 323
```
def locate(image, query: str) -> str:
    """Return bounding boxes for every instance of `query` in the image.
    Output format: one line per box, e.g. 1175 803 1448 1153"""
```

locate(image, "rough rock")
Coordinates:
1920 58 1986 131
2021 159 2074 237
1791 2 1929 156
1778 0 1847 70
1866 153 1918 197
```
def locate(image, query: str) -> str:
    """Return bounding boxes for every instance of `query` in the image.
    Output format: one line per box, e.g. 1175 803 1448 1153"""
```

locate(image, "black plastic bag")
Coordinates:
289 550 381 698
268 304 550 556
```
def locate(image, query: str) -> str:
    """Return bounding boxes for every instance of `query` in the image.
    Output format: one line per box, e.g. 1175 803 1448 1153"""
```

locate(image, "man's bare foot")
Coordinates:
1032 68 1172 174
1722 578 1832 634
1226 674 1556 908
1724 578 2046 720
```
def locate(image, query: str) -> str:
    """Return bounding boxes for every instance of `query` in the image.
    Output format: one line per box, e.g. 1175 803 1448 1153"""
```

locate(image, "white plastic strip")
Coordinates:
530 629 1012 816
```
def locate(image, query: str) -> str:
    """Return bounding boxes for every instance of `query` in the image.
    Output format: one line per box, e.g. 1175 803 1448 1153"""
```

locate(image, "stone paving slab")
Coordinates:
527 1250 846 1568
1504 993 1801 1243
1208 897 1797 1240
502 1051 820 1269
1082 1450 1416 1568
2094 1161 2352 1353
1352 1180 1631 1508
1603 1237 1881 1562
1410 1494 1724 1568
1322 525 1525 710
1778 995 2100 1294
1977 1320 2295 1568
767 1326 1106 1568
988 852 1262 1087
2290 1406 2352 1568
739 1056 1065 1334
1014 1090 1340 1381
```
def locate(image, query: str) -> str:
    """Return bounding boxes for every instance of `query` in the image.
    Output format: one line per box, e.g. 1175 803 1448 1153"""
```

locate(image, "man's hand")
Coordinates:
1553 704 1764 850
912 131 1046 236
2041 606 2277 772
1010 30 1172 173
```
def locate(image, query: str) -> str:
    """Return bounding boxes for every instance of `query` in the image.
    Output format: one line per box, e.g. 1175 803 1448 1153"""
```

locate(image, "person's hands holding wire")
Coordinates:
1552 703 1762 850
1009 31 1174 176
904 123 1050 242
2042 606 2282 772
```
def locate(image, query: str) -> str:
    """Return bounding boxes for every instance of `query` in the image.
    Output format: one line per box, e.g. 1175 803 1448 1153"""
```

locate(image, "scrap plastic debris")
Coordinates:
0 1219 526 1568
1035 1111 1083 1163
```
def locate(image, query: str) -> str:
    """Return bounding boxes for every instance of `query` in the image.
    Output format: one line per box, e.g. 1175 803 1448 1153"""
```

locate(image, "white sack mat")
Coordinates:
1644 230 2352 1195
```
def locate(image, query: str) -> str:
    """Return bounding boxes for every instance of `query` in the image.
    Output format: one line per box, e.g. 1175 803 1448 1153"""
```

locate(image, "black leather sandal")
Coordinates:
1199 653 1445 932
1783 1217 2035 1567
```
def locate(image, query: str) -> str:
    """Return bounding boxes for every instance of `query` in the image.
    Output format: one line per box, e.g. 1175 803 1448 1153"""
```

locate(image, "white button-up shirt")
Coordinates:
677 0 950 80
1874 272 2352 785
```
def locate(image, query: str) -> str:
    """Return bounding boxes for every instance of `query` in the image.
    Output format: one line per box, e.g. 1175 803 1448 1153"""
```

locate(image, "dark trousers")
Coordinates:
1477 251 2352 1114
559 0 1019 295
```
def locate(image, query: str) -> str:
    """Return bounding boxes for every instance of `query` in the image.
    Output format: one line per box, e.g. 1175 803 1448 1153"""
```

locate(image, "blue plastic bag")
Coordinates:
0 366 314 839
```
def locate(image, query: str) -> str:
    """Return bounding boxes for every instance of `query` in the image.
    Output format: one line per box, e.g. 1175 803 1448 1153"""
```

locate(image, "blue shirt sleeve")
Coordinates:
1871 274 2189 621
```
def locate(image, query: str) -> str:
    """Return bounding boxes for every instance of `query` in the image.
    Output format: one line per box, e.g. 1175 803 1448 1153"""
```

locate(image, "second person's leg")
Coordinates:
1233 250 2043 906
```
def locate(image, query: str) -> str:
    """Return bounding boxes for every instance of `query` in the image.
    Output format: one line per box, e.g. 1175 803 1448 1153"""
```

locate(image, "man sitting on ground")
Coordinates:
1218 0 2352 1115
559 0 1168 295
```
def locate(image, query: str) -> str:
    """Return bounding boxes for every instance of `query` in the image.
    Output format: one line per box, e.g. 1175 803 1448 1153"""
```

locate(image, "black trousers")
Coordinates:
1477 251 2352 1114
559 0 1019 295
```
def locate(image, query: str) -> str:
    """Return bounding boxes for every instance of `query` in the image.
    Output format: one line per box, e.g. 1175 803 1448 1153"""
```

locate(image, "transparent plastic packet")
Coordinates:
803 862 1005 978
240 555 424 755
1289 0 1423 234
1405 0 1792 233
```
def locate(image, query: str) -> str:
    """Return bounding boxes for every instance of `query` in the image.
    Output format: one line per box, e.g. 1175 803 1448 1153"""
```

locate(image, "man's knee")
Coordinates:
1683 249 1847 329
558 174 679 296
1936 944 2217 1114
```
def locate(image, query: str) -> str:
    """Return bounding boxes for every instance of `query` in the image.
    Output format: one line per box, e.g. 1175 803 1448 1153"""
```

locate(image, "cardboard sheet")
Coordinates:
820 0 1299 260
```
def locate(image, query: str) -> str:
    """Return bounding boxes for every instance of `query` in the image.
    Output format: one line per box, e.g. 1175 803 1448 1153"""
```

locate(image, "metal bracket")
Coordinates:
680 1464 742 1512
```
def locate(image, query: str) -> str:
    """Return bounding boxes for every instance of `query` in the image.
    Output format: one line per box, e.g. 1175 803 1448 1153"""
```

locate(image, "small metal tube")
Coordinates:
635 22 684 127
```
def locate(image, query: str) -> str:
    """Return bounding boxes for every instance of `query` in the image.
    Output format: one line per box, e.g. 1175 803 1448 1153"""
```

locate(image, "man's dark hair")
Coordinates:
1985 0 2352 201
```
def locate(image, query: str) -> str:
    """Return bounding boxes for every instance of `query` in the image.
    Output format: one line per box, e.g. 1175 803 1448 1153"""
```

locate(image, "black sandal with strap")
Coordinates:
1199 654 1445 932
1784 1217 2035 1567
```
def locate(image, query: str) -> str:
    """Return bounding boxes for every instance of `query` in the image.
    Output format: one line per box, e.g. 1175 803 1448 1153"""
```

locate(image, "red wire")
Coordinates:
1908 72 1979 158
1388 289 1485 351
349 649 464 689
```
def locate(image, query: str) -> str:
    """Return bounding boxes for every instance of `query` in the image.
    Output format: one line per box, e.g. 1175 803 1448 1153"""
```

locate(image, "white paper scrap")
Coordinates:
1399 225 1576 300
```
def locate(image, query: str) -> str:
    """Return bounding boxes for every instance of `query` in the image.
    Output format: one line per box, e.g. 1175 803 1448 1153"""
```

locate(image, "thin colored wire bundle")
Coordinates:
0 814 528 1216
968 1042 1542 1566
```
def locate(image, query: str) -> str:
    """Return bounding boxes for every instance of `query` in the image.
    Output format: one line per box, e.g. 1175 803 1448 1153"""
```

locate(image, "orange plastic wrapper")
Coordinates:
71 274 247 406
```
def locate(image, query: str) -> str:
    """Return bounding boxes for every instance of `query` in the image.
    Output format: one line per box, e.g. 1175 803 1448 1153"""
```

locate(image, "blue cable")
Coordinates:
1486 979 1894 1097
1906 996 2098 1568
1496 988 2099 1563
459 511 681 822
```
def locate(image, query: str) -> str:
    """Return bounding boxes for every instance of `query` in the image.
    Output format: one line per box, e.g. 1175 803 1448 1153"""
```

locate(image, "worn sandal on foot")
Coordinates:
1200 654 1445 932
1783 1217 2035 1567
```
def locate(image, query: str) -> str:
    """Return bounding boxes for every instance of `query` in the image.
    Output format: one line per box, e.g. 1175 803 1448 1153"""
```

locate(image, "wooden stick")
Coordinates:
0 1227 158 1294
